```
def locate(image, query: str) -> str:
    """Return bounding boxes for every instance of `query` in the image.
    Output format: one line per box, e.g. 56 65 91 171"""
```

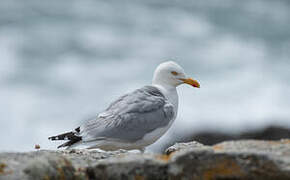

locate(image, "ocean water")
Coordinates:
1 0 290 152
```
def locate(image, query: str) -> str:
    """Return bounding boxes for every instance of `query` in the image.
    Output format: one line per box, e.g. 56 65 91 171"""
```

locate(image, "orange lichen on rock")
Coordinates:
0 163 12 175
134 175 144 180
266 139 290 145
155 152 176 162
0 163 7 174
280 139 290 144
57 167 66 180
212 144 224 151
43 175 50 180
155 154 171 162
203 159 245 180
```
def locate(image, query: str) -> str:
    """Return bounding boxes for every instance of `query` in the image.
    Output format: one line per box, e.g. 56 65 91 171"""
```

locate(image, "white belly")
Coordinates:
136 118 175 147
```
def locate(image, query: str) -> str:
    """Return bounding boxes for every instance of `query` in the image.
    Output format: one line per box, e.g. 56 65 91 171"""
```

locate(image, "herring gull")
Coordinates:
48 61 200 152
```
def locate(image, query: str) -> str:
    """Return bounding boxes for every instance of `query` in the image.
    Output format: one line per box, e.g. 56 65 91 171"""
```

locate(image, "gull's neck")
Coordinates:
152 82 179 115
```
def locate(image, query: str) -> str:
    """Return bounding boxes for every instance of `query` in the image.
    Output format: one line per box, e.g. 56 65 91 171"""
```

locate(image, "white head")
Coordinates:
152 61 200 89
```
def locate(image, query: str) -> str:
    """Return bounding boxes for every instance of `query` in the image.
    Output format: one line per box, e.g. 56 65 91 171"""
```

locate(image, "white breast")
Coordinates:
136 84 179 147
153 84 179 114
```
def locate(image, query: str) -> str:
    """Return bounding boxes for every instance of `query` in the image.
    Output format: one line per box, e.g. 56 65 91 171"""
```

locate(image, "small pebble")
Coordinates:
34 144 41 150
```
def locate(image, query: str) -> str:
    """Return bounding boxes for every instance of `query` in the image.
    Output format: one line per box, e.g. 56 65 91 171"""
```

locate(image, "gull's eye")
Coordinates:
171 71 178 76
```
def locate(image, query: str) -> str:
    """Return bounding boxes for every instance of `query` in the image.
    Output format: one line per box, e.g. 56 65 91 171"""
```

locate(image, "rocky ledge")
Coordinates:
1 140 290 180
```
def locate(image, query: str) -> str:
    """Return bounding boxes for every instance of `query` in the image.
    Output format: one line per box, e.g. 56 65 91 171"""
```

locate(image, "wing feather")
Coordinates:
80 86 175 142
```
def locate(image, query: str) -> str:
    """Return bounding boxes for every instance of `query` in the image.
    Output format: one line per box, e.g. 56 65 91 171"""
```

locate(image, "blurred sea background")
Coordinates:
1 0 290 152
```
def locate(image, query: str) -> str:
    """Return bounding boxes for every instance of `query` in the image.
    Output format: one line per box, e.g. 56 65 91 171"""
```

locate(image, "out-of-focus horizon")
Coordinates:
1 0 290 152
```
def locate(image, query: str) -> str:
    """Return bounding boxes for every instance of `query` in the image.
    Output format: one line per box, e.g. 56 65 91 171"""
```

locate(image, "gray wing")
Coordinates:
80 86 175 142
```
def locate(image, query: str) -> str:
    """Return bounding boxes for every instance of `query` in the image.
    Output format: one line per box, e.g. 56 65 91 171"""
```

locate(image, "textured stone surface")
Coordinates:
1 140 290 180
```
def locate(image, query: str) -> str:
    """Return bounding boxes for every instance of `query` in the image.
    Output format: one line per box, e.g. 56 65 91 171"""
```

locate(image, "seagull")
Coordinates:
48 61 200 152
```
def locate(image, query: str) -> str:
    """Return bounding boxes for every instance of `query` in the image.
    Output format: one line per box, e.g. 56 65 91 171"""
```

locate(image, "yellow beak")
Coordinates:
180 78 200 88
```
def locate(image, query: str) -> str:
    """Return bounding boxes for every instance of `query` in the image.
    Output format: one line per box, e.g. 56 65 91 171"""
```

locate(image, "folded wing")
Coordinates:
80 85 175 142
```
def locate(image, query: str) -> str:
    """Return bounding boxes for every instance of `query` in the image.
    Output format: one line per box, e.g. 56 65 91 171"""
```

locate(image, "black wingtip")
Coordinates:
48 136 58 141
57 138 82 149
57 144 64 149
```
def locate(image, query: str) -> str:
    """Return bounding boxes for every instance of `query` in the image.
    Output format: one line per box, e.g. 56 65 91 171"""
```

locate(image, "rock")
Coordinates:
166 139 290 180
165 141 205 155
159 125 290 152
1 140 290 179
